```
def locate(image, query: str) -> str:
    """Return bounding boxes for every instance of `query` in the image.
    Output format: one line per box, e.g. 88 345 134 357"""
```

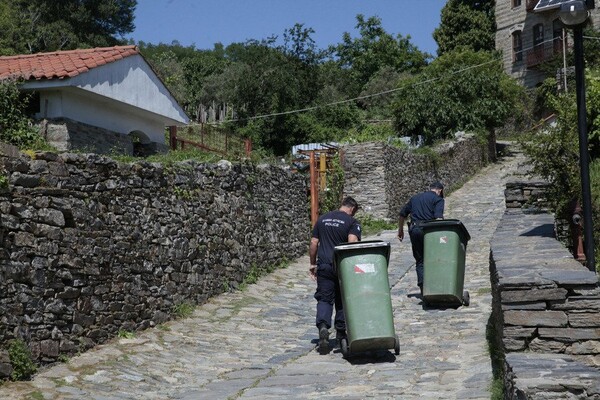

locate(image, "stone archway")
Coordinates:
128 130 152 157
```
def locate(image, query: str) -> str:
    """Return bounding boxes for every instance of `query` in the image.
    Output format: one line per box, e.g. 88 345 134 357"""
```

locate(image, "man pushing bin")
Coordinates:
309 197 361 354
397 181 471 306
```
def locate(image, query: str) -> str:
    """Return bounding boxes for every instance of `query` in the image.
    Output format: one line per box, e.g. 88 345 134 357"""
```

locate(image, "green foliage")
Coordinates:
172 302 195 319
0 0 136 55
147 148 223 165
486 320 505 400
342 122 397 145
332 15 429 92
520 94 580 214
589 159 600 270
117 330 135 339
140 43 229 118
523 67 600 222
57 354 69 363
0 79 45 148
433 0 496 56
392 49 525 145
0 172 8 189
7 339 37 381
586 69 600 158
319 154 345 214
359 214 396 237
138 16 429 157
241 264 261 287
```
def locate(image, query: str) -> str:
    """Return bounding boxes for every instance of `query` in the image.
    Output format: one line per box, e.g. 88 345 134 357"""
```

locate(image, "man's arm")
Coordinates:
434 198 445 219
398 215 406 241
309 237 319 280
348 234 359 243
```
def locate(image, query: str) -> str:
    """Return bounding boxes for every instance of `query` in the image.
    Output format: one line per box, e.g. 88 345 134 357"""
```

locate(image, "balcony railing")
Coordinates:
526 38 565 67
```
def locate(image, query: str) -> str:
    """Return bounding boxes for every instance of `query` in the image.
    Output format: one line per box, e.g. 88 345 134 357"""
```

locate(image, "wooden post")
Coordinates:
169 126 177 150
319 152 327 191
244 139 252 157
310 151 319 227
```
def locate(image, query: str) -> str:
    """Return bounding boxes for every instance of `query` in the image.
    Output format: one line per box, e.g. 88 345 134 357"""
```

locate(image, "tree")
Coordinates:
0 0 136 54
332 15 429 95
139 42 229 120
433 0 496 56
392 49 524 145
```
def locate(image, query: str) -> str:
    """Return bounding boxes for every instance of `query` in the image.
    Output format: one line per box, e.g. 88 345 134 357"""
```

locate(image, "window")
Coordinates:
513 0 522 7
552 19 562 39
552 19 564 53
533 23 544 47
512 31 523 62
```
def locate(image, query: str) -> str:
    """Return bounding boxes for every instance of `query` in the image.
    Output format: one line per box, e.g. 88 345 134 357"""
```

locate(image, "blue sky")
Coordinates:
129 0 447 56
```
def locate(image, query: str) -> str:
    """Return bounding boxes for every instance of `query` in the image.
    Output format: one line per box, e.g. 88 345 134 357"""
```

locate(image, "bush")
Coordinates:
0 79 45 148
7 339 37 381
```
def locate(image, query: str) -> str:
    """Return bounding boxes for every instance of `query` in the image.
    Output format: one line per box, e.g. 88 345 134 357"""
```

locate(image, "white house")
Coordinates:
0 45 189 155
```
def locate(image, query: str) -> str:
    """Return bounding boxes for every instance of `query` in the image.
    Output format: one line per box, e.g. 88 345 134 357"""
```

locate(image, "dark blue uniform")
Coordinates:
400 190 444 288
312 210 361 333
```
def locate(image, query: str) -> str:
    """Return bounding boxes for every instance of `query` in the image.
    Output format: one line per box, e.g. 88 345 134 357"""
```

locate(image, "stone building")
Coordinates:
496 0 600 88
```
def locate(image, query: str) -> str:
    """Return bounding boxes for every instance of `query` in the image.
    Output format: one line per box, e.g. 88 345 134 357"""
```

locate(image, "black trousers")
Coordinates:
408 225 424 287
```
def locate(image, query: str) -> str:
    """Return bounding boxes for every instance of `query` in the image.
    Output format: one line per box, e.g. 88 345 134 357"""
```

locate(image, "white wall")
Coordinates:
38 89 167 144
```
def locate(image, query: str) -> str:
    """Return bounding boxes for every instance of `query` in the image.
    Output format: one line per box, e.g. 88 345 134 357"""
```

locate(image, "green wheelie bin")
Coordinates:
333 240 399 358
420 219 471 307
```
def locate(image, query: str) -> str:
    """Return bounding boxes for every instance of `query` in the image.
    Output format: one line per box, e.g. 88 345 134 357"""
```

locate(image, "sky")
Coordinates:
128 0 447 56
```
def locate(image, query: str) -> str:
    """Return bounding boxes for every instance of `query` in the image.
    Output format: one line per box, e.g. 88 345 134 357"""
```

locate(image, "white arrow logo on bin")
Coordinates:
440 236 448 244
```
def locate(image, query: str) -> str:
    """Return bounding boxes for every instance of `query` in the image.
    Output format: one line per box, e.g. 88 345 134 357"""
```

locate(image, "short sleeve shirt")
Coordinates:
312 210 361 266
400 191 444 222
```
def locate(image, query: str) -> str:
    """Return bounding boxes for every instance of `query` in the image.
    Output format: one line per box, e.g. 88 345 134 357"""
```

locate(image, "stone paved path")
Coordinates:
0 146 526 400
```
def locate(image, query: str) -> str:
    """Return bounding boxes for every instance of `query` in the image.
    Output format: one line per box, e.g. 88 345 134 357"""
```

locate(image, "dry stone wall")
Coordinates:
490 184 600 399
342 134 488 220
0 149 308 376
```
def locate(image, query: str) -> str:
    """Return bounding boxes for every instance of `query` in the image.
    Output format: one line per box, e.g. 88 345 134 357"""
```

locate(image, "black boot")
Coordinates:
336 329 347 346
318 324 329 354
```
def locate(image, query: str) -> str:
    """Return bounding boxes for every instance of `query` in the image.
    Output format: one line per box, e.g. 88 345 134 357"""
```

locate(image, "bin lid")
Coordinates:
334 240 390 252
419 219 471 242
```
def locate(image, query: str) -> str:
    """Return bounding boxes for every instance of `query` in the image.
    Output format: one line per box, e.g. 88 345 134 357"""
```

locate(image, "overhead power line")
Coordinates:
226 33 600 124
226 57 501 124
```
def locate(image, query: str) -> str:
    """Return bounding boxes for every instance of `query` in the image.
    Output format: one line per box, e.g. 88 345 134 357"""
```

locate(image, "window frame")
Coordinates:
512 30 523 63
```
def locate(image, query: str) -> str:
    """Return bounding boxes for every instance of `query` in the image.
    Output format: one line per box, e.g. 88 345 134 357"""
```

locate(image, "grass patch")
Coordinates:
172 302 195 319
117 330 135 339
26 391 44 400
359 214 396 236
477 287 492 295
486 318 505 400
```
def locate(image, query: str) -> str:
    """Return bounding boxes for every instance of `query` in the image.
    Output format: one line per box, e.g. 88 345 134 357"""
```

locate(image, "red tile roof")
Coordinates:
0 45 140 81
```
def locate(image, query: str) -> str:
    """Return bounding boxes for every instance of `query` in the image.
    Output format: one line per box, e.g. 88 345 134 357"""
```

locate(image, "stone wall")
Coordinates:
342 134 488 220
0 149 308 376
504 180 551 209
490 185 600 399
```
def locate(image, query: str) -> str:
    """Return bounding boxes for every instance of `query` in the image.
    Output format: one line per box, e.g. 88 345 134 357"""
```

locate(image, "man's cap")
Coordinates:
430 181 444 190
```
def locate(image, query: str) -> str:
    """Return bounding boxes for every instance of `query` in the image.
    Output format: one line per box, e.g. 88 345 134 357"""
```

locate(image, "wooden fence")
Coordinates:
168 124 252 159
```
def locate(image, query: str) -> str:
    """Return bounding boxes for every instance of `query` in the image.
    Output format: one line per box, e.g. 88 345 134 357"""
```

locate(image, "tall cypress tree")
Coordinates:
433 0 496 56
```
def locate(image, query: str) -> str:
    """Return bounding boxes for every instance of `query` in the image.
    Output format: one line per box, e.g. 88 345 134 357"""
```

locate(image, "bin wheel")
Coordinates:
340 337 349 358
462 290 470 306
394 335 400 355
